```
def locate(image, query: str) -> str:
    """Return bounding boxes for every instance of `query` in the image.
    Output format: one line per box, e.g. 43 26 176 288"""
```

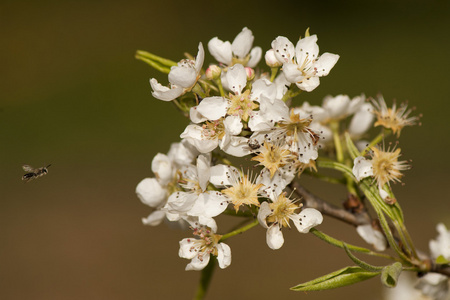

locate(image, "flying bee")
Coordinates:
22 164 51 182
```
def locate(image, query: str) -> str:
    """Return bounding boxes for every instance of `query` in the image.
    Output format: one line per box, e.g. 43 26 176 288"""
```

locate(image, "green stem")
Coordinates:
220 219 259 242
361 129 391 156
270 67 278 82
215 78 225 97
194 256 216 300
281 86 302 102
310 228 396 260
330 121 344 163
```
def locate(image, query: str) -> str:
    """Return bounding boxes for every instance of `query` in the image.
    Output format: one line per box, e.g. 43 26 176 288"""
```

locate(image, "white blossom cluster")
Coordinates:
135 27 422 273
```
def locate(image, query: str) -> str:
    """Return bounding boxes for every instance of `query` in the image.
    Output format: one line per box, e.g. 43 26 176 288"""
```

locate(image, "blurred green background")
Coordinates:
1 0 449 299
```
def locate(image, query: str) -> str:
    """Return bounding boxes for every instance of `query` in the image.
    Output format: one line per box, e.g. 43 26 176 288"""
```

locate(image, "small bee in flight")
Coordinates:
22 164 51 182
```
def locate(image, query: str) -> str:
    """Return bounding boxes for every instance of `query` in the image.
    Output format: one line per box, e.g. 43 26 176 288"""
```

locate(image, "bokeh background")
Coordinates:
1 0 449 299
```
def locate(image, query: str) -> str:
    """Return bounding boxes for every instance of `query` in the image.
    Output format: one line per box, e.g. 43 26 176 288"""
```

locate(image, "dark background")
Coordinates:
1 1 449 299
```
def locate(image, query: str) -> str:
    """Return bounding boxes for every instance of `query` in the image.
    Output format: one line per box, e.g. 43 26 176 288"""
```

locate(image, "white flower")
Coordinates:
258 191 323 249
429 223 450 261
179 225 231 271
348 102 374 138
356 224 387 251
137 142 197 227
208 27 262 68
150 43 204 101
321 94 365 122
415 273 449 300
164 153 228 228
272 34 339 92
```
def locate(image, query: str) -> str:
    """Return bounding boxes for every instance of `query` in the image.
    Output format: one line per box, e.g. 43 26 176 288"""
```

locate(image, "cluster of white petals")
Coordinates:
271 35 339 92
150 43 205 101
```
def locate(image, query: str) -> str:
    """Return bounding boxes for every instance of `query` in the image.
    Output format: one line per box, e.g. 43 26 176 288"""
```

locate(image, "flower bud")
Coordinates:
245 67 255 81
265 49 282 67
205 65 221 80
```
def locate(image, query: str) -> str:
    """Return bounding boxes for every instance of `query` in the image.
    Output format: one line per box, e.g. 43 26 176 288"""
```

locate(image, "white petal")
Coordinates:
136 178 166 208
295 35 319 65
293 208 323 233
196 153 211 191
189 106 207 123
259 96 289 123
257 202 271 228
266 225 284 250
220 136 251 157
296 76 320 92
180 124 219 153
196 97 228 120
356 224 387 251
352 156 373 181
165 191 197 214
142 210 166 226
322 94 351 120
167 141 198 168
194 42 205 73
226 64 247 94
208 37 232 65
271 36 295 63
231 27 254 58
429 223 450 260
209 164 238 187
186 253 210 271
149 78 183 101
216 243 232 269
349 103 374 137
247 46 262 68
250 78 277 103
188 192 228 218
224 115 243 136
168 65 197 88
151 153 173 186
314 52 339 77
179 238 198 259
282 63 304 83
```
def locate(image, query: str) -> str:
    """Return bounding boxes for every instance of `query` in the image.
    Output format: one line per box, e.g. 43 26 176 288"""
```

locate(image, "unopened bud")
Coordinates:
245 67 255 81
205 65 221 80
265 49 282 67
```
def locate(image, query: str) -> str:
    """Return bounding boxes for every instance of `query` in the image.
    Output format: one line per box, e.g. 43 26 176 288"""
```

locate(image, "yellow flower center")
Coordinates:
227 89 259 122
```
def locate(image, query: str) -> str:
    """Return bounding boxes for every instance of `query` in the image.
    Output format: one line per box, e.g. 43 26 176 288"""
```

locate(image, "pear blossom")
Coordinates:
371 94 421 137
137 142 197 226
321 94 365 122
271 35 339 92
258 191 323 249
208 27 262 68
348 102 374 138
150 43 204 101
163 153 229 229
179 225 231 271
352 145 410 190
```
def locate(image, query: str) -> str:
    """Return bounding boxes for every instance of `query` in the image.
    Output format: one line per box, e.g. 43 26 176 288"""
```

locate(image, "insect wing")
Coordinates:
22 165 35 172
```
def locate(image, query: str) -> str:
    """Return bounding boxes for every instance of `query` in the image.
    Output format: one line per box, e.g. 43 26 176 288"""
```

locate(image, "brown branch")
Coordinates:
289 181 371 227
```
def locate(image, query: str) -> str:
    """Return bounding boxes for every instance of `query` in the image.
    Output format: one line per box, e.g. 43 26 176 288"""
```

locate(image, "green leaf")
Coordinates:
381 262 403 288
436 255 450 265
291 266 379 291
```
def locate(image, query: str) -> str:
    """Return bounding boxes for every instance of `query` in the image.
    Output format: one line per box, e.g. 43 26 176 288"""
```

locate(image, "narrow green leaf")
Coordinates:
135 50 177 67
345 132 361 160
135 54 171 74
343 243 383 272
291 266 379 291
381 262 403 287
